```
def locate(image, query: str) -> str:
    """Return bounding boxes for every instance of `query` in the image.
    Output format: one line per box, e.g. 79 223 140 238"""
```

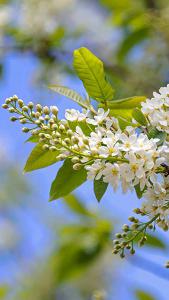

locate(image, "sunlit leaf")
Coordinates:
24 143 59 172
105 96 146 108
25 135 39 143
146 234 166 249
73 47 114 103
118 117 133 130
132 108 148 126
100 96 146 119
49 85 90 109
50 159 87 201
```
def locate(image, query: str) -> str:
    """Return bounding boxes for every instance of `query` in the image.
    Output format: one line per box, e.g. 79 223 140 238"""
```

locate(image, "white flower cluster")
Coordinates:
3 85 169 232
141 84 169 133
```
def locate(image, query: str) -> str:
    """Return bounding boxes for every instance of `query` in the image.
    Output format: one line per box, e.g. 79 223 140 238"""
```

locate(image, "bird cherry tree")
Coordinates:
2 47 169 264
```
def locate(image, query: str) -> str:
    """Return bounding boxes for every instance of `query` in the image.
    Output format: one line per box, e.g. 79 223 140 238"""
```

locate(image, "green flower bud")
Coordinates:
35 112 41 118
18 99 24 108
49 146 57 152
130 249 135 255
8 107 15 113
28 102 34 109
22 106 29 112
10 116 18 122
5 98 11 104
59 124 65 131
22 127 30 133
51 124 58 130
2 103 8 109
43 106 50 115
73 163 82 170
36 104 42 112
71 156 80 164
20 118 27 124
12 95 18 101
50 106 58 116
42 144 49 150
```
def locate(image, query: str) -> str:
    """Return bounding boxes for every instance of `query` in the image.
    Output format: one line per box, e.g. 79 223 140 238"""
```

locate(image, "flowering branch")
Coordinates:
2 47 169 263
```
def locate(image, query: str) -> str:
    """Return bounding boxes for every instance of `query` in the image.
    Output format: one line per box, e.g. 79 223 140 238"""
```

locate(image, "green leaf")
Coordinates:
94 178 108 202
132 108 148 126
24 143 59 172
50 159 87 201
73 47 114 103
100 96 146 119
104 96 146 109
118 117 133 130
135 289 156 300
63 194 92 217
148 127 167 146
54 220 112 283
0 285 9 298
25 135 39 143
134 183 145 199
49 85 90 109
146 234 166 249
117 27 149 62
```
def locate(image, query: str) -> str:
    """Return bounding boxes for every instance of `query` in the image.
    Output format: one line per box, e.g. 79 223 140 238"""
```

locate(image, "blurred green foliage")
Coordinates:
0 0 169 97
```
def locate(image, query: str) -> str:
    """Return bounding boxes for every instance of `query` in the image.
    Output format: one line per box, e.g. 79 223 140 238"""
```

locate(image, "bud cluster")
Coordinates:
112 212 159 258
2 95 59 134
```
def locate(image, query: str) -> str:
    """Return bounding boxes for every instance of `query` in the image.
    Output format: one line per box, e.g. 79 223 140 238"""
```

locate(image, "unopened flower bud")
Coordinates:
12 95 18 101
49 118 54 125
59 124 65 132
22 127 30 133
67 129 73 137
50 106 58 116
28 102 34 109
10 116 17 122
43 106 50 115
5 98 11 104
35 120 41 125
18 99 24 107
2 103 8 109
36 104 42 112
35 112 41 118
72 144 79 151
51 124 58 130
64 138 70 145
8 107 15 113
42 144 49 150
57 154 66 160
22 106 29 112
49 146 57 152
71 156 80 164
122 224 129 232
73 163 82 170
55 132 61 138
20 118 27 124
45 115 50 121
115 233 122 239
71 136 79 143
